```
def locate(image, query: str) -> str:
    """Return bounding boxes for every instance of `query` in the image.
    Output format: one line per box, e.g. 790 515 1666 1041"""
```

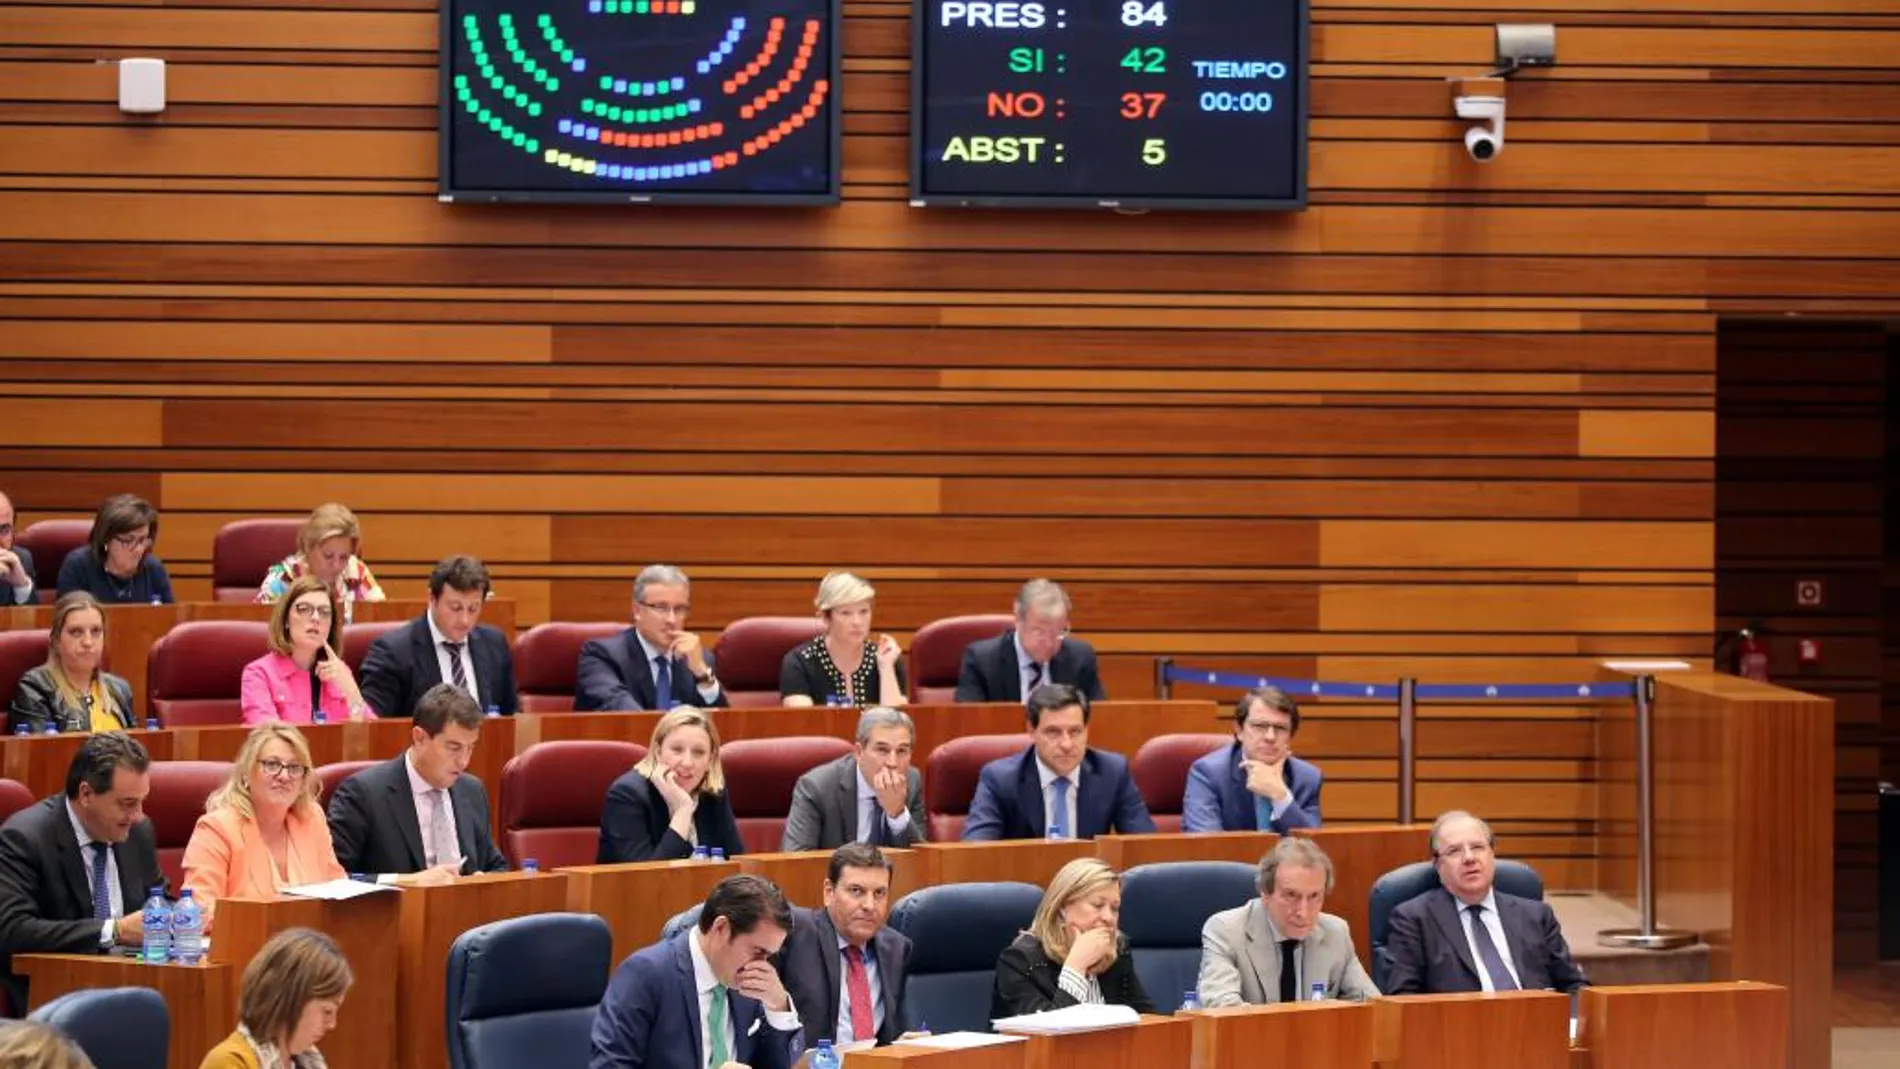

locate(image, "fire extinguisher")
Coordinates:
1736 627 1770 682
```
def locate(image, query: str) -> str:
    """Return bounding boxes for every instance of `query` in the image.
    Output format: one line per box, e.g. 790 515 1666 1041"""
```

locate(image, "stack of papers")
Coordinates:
281 878 398 901
992 1003 1141 1034
901 1034 1027 1050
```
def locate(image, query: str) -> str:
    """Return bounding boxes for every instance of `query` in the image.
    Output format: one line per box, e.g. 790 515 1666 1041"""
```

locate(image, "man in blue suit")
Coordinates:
961 684 1156 841
577 564 727 712
592 874 803 1069
1182 687 1323 833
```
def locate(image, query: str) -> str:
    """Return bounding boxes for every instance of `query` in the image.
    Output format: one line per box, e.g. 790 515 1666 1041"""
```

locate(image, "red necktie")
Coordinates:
843 945 874 1041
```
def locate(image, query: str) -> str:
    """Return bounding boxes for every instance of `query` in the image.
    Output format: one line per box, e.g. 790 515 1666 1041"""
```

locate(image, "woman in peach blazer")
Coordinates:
182 722 347 930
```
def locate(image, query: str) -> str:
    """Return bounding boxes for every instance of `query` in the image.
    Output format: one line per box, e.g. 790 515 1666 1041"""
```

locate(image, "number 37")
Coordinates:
1141 138 1166 165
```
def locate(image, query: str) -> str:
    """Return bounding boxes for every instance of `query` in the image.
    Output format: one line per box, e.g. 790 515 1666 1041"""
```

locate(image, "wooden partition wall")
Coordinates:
2 0 1897 943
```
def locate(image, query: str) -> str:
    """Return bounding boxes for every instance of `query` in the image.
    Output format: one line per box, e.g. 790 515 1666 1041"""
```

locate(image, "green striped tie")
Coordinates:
707 984 729 1069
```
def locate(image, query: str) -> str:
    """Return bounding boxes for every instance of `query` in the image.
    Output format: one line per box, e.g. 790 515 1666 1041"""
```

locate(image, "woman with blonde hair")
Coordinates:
778 570 906 707
254 503 384 608
7 591 135 734
182 723 347 930
993 857 1153 1017
597 707 744 862
0 1019 94 1069
239 576 370 725
201 927 353 1069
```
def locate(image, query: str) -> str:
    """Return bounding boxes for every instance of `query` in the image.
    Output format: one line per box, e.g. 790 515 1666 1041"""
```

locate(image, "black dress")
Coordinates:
991 932 1155 1019
778 637 907 705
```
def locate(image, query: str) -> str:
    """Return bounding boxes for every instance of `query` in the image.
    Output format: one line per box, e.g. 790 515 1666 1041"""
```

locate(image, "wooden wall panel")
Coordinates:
2 0 1896 947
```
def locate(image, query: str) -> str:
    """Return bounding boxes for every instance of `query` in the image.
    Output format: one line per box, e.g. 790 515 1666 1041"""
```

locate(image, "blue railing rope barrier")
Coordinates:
1160 665 1635 702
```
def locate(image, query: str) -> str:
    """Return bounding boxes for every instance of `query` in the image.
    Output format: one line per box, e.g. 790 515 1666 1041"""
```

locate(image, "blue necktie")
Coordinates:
88 842 111 921
653 654 674 710
1048 776 1071 838
1467 904 1520 991
1255 795 1277 832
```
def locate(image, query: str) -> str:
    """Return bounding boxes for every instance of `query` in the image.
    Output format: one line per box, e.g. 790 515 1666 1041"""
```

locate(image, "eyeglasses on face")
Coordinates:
291 602 334 620
638 601 691 618
110 533 153 550
1241 718 1293 738
258 757 308 779
1436 842 1493 862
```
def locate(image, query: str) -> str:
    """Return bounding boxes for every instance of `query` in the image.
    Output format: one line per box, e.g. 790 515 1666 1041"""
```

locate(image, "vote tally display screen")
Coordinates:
910 0 1307 208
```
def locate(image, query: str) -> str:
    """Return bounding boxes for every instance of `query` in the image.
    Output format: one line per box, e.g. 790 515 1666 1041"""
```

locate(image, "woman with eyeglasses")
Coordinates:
56 493 174 604
240 576 372 726
254 503 385 609
182 722 348 930
7 591 136 734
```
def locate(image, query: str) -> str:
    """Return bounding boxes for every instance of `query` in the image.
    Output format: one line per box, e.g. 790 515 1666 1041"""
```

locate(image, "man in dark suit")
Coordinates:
0 491 35 607
781 708 927 852
0 733 165 1010
592 874 802 1069
955 579 1106 703
328 684 510 885
776 844 913 1048
961 684 1155 841
577 564 727 712
1182 686 1324 833
359 555 518 717
1383 810 1587 996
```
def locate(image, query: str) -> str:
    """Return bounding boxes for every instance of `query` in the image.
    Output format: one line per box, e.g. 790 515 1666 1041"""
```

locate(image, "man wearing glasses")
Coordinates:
577 564 726 711
0 492 35 606
955 579 1107 703
1382 810 1587 995
1182 687 1323 832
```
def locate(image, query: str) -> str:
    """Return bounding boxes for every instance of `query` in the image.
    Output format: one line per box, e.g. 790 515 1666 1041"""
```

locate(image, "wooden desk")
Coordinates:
561 860 738 965
1187 1002 1374 1069
914 839 1096 888
1002 1015 1193 1069
215 892 401 1069
740 848 922 904
1095 832 1277 871
1371 991 1570 1069
1296 825 1429 961
18 952 231 1069
1 727 174 802
398 871 568 1069
852 1039 1028 1069
1578 982 1788 1069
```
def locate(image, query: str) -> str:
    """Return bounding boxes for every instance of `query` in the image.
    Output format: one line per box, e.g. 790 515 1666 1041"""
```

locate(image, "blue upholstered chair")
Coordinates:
445 912 613 1069
1367 859 1545 992
1119 861 1259 1007
30 986 169 1069
888 881 1043 1033
661 903 704 941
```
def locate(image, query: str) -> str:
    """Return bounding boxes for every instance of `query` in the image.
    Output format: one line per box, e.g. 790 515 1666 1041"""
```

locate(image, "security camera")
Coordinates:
1455 95 1505 161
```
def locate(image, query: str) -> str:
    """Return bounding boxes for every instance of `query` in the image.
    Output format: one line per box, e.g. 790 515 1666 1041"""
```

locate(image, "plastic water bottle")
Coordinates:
144 718 160 731
522 859 540 874
1180 990 1201 1012
171 889 205 965
1309 981 1326 1001
140 887 172 965
709 848 726 862
41 722 58 735
311 705 327 725
485 705 501 719
11 724 28 736
692 845 711 863
810 1040 839 1069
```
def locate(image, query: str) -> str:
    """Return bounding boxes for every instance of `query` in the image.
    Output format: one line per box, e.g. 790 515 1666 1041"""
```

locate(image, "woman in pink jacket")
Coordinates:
239 575 371 725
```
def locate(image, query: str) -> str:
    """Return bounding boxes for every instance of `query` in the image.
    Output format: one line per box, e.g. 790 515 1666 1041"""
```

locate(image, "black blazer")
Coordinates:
6 666 136 735
1383 886 1588 996
575 629 726 712
992 932 1154 1019
775 905 913 1048
954 633 1107 703
325 754 509 877
0 795 166 1010
597 770 744 863
358 616 518 718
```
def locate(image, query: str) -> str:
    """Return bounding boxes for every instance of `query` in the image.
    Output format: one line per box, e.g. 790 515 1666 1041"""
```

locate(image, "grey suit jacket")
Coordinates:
780 754 927 852
1197 899 1377 1006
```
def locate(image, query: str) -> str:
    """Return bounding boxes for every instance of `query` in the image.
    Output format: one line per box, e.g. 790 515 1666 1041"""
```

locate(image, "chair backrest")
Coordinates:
210 519 301 602
513 622 624 712
923 734 1026 840
1131 733 1230 833
143 761 232 891
661 903 703 941
146 620 271 726
17 519 91 597
889 881 1043 1033
498 740 645 868
1119 861 1259 1005
907 614 1014 704
446 912 613 1069
316 760 380 806
0 779 34 826
342 620 406 677
30 985 170 1069
1367 859 1546 992
0 628 47 716
719 736 855 852
711 616 825 707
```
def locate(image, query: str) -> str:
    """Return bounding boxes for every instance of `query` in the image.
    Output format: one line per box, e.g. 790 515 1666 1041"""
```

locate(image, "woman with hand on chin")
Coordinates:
597 708 744 862
239 576 371 726
779 571 907 707
994 857 1154 1017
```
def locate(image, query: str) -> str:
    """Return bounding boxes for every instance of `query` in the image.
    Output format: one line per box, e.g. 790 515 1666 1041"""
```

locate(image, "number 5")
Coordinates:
1141 138 1166 165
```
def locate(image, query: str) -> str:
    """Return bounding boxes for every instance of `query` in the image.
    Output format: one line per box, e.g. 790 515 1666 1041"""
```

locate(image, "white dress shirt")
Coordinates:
406 752 463 871
427 614 481 709
8 576 31 604
66 801 123 947
1034 756 1080 839
689 929 800 1069
854 767 910 843
1457 889 1523 992
635 632 721 705
833 933 884 1045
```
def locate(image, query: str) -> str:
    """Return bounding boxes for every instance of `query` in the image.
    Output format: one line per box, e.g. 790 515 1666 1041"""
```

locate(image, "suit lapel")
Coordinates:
469 629 498 702
448 779 478 872
836 759 860 843
1429 890 1481 980
410 620 446 691
1072 751 1098 837
672 938 706 1069
1014 755 1046 836
995 637 1023 701
381 765 429 871
1494 895 1532 982
814 909 842 1036
626 633 657 709
1241 901 1276 1000
52 803 93 916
